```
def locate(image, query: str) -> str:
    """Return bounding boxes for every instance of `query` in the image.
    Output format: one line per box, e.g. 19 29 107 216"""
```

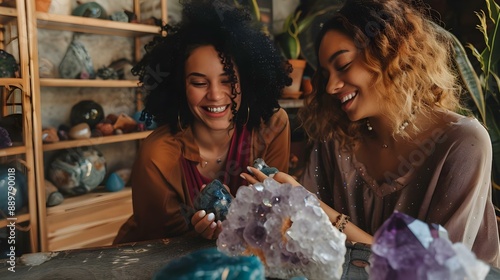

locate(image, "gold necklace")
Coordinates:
200 149 229 168
366 119 409 148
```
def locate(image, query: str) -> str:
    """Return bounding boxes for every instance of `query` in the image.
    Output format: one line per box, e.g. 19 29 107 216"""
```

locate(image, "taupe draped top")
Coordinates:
301 113 500 267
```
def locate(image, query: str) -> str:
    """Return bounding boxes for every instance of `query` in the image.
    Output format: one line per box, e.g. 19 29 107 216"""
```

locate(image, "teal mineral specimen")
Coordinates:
193 179 232 221
152 248 264 280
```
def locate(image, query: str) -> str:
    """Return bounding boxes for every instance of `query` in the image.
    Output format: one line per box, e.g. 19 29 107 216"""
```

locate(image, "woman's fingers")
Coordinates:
241 166 301 187
191 210 218 239
273 172 301 187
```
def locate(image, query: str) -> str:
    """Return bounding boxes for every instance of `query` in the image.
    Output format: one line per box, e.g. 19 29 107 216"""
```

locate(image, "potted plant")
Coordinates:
274 1 344 97
446 0 500 209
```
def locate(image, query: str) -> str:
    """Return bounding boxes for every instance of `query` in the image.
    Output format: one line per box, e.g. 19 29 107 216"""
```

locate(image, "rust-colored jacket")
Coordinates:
114 108 290 244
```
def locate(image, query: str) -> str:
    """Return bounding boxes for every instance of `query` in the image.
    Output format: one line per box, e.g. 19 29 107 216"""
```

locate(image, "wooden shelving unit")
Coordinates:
25 0 167 252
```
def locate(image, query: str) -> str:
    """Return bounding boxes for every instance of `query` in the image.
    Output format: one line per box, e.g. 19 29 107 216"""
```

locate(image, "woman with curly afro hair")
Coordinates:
114 0 292 243
242 0 499 266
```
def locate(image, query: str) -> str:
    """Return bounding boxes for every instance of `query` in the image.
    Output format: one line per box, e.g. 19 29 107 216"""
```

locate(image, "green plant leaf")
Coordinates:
442 27 486 122
275 32 299 59
480 0 500 81
485 103 500 187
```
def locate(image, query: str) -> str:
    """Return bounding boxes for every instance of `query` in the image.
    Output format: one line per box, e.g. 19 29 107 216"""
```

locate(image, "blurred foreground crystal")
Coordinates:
153 248 264 280
217 178 346 279
369 211 490 280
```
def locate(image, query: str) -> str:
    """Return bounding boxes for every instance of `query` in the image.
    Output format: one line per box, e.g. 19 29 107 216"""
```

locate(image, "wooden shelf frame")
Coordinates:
0 145 26 156
0 6 17 25
40 79 140 88
26 0 168 252
43 130 152 151
35 12 161 37
0 0 39 253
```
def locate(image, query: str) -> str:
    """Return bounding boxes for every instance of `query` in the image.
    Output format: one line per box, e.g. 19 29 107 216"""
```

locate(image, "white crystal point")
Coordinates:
217 179 346 280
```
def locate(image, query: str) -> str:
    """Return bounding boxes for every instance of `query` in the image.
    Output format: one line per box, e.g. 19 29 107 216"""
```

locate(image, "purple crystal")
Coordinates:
217 178 346 279
369 211 490 280
0 127 12 148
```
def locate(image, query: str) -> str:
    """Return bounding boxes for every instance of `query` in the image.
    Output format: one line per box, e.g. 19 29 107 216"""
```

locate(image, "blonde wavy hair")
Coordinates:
298 0 465 149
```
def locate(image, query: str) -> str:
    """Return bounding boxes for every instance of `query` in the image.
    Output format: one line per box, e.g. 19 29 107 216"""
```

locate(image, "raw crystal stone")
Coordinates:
217 179 346 280
59 40 95 79
152 248 264 280
194 179 232 221
253 158 279 176
369 211 490 280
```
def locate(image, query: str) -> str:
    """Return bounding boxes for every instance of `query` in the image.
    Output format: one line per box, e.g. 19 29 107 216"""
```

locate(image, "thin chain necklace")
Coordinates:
200 149 229 168
366 119 409 148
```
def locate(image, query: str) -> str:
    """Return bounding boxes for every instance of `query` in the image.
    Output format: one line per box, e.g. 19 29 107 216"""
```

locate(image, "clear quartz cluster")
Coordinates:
217 178 347 280
369 211 490 280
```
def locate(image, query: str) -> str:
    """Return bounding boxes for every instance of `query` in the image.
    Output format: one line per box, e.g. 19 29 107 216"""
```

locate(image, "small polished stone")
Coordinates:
105 172 125 192
68 123 91 139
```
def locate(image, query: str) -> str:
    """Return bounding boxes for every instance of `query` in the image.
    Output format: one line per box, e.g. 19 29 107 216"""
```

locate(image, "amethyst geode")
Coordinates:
369 211 490 280
217 178 346 279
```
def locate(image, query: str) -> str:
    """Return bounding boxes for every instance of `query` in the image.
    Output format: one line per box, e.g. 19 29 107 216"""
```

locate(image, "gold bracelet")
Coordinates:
334 214 350 233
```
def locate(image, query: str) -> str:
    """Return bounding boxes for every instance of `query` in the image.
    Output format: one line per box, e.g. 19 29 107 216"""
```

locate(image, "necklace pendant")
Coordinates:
216 158 222 164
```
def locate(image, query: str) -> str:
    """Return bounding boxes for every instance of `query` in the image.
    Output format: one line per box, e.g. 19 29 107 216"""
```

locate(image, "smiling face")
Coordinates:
318 30 381 121
185 45 241 131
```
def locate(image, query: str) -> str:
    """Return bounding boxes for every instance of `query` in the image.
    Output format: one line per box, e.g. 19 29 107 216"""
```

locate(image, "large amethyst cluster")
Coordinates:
217 178 346 279
369 211 490 280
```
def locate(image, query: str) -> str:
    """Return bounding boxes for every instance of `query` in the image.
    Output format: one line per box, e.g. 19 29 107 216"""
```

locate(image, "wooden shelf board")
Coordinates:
0 6 17 25
0 78 24 87
46 187 132 216
0 212 30 227
0 145 26 156
36 12 161 36
40 79 140 88
278 99 305 108
42 130 152 151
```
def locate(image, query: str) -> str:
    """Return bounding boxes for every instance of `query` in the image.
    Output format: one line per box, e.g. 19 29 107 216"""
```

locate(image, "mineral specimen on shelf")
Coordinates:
44 180 64 207
369 211 490 280
253 158 279 176
0 49 19 78
68 123 91 139
59 40 95 79
0 127 12 148
48 147 106 195
217 179 346 280
70 100 105 128
193 179 232 221
152 248 264 280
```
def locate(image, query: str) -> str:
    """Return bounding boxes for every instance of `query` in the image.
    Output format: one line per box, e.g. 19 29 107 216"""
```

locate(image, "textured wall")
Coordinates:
38 0 297 174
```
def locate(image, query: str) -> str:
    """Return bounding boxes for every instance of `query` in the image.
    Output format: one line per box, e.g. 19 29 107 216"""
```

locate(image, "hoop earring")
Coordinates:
243 106 250 126
177 111 184 132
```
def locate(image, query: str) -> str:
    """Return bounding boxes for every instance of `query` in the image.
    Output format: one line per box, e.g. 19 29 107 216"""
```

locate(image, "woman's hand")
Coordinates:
191 209 222 240
190 182 230 240
241 166 301 187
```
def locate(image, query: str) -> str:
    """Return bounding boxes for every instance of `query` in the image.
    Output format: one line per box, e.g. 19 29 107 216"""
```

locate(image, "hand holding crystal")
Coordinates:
242 166 301 187
190 182 230 240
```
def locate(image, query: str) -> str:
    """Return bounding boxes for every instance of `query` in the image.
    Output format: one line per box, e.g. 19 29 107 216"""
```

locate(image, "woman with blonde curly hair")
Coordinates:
243 0 499 266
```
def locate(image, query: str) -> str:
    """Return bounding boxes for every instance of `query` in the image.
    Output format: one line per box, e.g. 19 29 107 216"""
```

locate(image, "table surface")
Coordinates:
0 237 499 279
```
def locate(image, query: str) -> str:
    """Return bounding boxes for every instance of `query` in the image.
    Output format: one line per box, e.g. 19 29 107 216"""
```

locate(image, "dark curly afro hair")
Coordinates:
133 0 292 133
